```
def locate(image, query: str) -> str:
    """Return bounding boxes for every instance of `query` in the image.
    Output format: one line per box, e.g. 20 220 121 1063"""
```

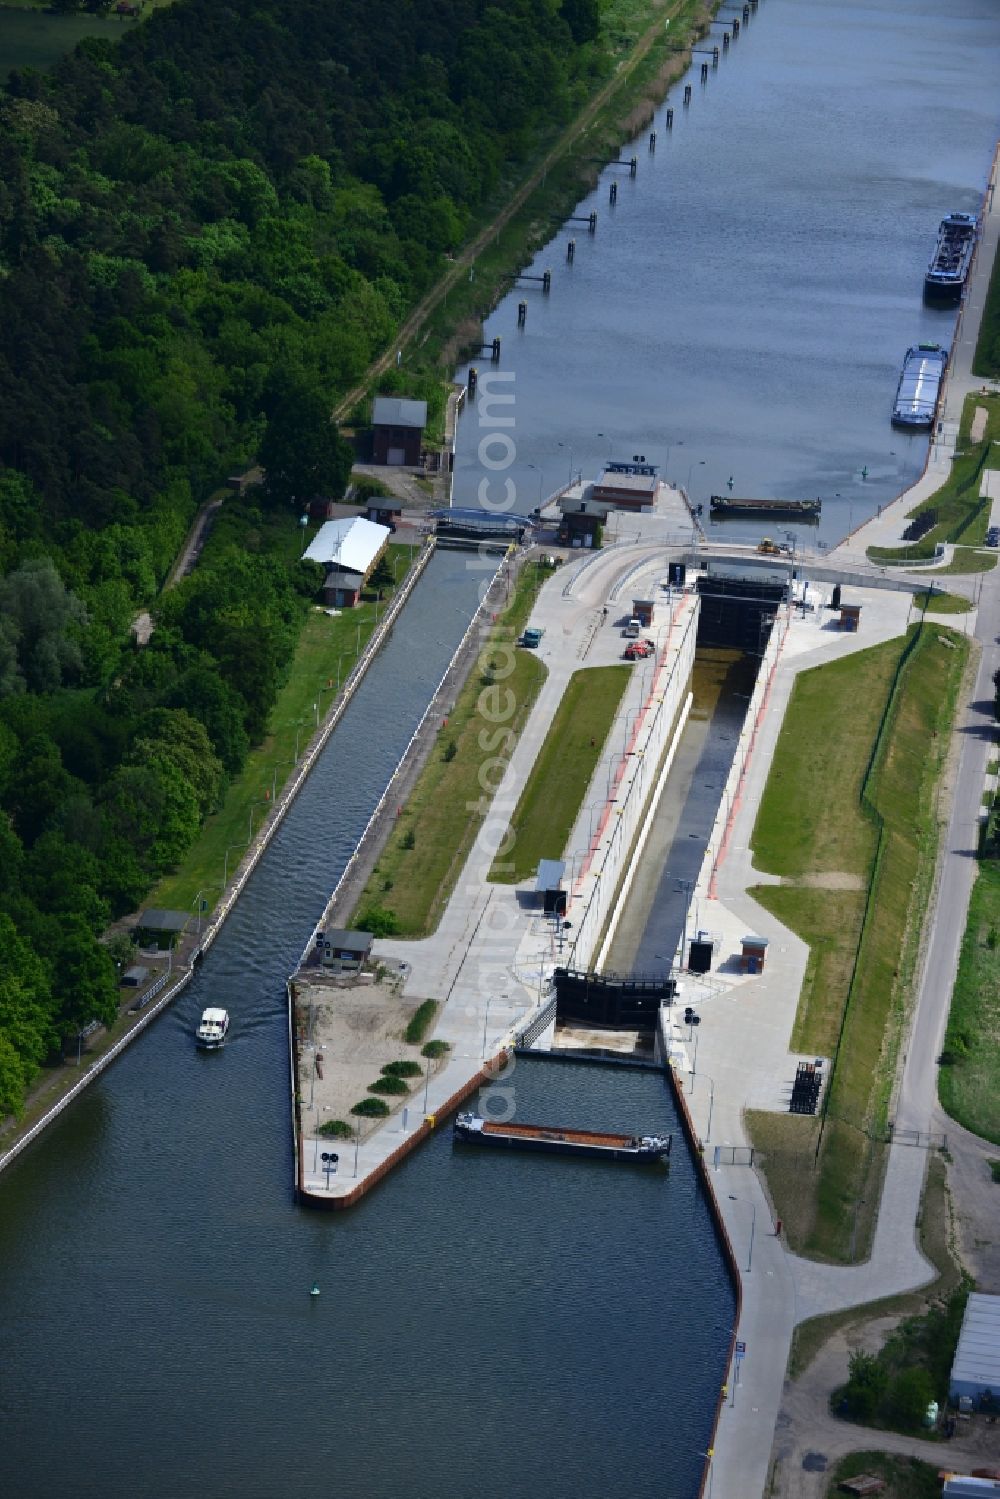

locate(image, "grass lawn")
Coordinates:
351 562 550 937
489 664 631 884
748 624 968 1260
824 1451 941 1499
974 226 1000 378
939 860 1000 1143
151 542 419 916
867 393 1000 564
910 588 973 612
924 546 998 576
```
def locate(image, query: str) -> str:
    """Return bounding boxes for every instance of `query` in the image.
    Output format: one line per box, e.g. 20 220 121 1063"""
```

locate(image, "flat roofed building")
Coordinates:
950 1294 1000 1408
592 460 663 513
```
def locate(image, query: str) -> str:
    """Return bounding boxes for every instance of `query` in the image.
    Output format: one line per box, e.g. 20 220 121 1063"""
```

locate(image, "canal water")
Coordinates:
0 549 733 1499
452 0 1000 549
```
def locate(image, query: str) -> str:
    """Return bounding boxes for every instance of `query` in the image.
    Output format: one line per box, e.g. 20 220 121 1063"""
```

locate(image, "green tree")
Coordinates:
0 558 88 695
259 379 353 509
843 1350 888 1421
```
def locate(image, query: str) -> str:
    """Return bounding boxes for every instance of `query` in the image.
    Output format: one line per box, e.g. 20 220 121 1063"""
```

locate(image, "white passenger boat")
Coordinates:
195 1008 230 1049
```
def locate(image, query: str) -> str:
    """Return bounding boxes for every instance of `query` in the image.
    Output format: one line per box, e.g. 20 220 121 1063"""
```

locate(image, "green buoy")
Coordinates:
310 1283 320 1298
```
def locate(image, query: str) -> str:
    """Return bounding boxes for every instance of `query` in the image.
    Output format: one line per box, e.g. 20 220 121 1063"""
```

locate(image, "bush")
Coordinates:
354 903 399 937
405 999 438 1042
318 1118 353 1138
842 1351 888 1421
350 1097 391 1118
421 1039 450 1060
442 739 457 762
400 828 416 850
886 1367 934 1430
382 1060 423 1078
369 1075 410 1095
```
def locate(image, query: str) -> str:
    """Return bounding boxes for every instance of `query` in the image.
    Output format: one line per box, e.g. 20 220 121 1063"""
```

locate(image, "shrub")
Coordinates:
990 1159 1000 1183
369 1076 409 1095
350 1097 391 1118
354 903 399 937
841 1350 887 1421
400 828 416 850
442 739 457 762
405 999 438 1042
886 1367 934 1430
318 1119 353 1138
382 1060 423 1078
421 1039 450 1060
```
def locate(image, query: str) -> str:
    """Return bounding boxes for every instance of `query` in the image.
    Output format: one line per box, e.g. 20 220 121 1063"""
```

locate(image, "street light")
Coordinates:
689 1067 715 1142
557 441 574 484
728 1193 757 1272
527 463 544 507
223 841 247 886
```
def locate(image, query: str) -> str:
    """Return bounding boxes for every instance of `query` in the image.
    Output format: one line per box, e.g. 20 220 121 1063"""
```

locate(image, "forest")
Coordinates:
0 0 607 1115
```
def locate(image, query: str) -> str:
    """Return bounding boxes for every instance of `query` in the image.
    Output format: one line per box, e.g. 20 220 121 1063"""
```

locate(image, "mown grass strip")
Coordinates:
911 588 973 613
352 561 550 937
868 393 1000 563
939 861 1000 1143
151 542 419 915
973 227 1000 378
748 625 967 1260
489 665 631 884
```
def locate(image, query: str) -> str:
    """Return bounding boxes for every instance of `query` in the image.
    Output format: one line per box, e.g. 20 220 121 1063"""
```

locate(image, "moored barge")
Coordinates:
453 1112 672 1162
709 495 821 520
891 343 947 428
924 212 977 303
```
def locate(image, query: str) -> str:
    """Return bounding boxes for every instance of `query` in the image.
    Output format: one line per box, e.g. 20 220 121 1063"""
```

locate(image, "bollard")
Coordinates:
566 238 576 261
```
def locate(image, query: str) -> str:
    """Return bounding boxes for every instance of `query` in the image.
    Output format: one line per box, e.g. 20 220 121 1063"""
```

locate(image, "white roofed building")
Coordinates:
301 516 390 607
949 1293 1000 1409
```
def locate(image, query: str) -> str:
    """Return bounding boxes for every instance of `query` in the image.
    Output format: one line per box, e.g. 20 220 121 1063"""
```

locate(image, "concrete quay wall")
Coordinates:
566 595 699 970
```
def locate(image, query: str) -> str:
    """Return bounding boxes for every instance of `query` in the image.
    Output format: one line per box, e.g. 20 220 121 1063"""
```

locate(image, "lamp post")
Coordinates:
728 1193 757 1272
423 1054 433 1115
354 1116 361 1177
527 463 544 508
558 441 574 485
690 1068 715 1142
596 432 614 460
223 841 246 886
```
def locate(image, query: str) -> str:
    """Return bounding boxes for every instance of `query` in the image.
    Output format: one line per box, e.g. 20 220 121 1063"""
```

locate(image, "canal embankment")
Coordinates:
0 537 437 1178
292 541 700 1204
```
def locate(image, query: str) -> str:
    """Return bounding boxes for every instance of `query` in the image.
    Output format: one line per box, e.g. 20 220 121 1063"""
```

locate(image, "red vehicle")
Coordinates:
623 639 655 661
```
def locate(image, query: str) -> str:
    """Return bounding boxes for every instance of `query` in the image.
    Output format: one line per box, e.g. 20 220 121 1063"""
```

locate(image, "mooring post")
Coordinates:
701 61 709 82
629 156 637 178
723 30 729 50
542 269 551 294
491 336 501 363
609 180 617 205
683 83 692 105
649 129 656 151
713 45 720 65
566 237 576 262
665 107 674 128
732 16 739 36
588 211 597 233
517 301 527 327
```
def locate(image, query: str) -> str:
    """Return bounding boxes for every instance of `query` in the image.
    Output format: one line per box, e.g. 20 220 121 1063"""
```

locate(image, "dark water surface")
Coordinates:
0 552 733 1499
453 0 1000 548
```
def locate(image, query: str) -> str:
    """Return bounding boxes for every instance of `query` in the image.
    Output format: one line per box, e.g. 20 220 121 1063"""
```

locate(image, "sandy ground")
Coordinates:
293 974 441 1139
772 1321 1000 1497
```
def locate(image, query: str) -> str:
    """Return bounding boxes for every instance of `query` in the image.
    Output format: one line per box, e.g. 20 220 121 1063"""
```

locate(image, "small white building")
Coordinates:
949 1293 1000 1408
301 516 390 607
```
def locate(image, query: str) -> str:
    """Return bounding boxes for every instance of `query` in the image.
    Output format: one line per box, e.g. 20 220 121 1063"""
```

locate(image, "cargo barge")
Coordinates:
891 343 948 428
709 496 821 520
924 212 977 303
453 1112 672 1162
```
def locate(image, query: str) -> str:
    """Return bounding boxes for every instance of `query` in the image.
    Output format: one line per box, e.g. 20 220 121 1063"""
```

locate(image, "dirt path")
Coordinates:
771 1324 1000 1497
331 0 693 424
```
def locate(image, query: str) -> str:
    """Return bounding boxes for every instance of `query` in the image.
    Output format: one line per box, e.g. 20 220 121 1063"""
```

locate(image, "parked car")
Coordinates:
623 640 654 660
